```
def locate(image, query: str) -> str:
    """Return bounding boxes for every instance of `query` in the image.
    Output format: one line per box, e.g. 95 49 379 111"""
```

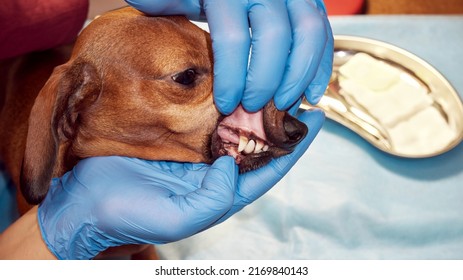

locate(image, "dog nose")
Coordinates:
282 114 308 149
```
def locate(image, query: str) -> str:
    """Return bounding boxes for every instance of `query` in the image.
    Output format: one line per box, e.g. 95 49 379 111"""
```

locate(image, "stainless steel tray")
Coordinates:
301 35 463 158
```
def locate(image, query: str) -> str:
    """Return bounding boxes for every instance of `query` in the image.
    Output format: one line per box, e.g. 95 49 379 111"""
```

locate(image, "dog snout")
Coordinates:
281 114 308 149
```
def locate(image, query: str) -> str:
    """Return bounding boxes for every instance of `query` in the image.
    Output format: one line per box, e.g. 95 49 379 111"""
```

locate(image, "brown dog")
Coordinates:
0 7 307 258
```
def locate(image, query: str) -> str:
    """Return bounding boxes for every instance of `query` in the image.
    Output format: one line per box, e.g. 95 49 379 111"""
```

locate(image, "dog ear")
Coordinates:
20 59 100 204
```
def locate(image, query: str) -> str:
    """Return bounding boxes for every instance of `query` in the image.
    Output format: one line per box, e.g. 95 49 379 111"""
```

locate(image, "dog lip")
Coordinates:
209 104 304 173
210 121 292 173
217 124 271 154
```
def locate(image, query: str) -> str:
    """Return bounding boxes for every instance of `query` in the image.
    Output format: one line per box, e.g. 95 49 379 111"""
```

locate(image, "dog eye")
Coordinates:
172 69 197 85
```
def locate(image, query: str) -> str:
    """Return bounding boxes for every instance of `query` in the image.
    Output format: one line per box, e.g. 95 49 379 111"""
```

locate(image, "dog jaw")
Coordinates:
211 102 308 173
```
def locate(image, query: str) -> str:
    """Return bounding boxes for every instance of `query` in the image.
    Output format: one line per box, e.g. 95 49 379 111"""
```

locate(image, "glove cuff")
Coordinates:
37 177 109 260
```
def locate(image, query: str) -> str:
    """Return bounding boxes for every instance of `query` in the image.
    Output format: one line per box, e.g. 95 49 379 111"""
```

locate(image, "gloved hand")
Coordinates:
37 109 324 260
125 0 333 114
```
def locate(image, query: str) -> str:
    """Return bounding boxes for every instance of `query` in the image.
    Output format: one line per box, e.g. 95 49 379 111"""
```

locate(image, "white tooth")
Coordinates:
244 139 256 154
263 145 269 152
255 140 264 153
238 135 248 153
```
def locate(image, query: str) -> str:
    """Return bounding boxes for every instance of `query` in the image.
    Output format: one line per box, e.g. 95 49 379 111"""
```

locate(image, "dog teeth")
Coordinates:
255 139 264 153
238 135 248 153
244 139 256 154
237 135 268 154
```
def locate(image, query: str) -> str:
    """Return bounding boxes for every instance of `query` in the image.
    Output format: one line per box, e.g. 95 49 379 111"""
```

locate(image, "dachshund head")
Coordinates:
21 8 218 204
20 7 307 204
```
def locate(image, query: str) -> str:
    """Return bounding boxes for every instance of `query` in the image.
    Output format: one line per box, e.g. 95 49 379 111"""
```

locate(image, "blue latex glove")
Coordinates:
125 0 333 114
37 109 324 260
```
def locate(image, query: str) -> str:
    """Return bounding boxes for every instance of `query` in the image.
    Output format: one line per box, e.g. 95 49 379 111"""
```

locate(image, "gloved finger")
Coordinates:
125 0 202 19
305 14 333 105
214 108 325 223
241 0 291 112
288 98 303 116
203 0 250 115
274 0 330 110
143 160 210 190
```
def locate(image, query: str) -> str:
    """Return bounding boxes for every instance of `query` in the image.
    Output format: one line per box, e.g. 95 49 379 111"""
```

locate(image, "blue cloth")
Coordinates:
156 15 463 259
0 168 18 232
